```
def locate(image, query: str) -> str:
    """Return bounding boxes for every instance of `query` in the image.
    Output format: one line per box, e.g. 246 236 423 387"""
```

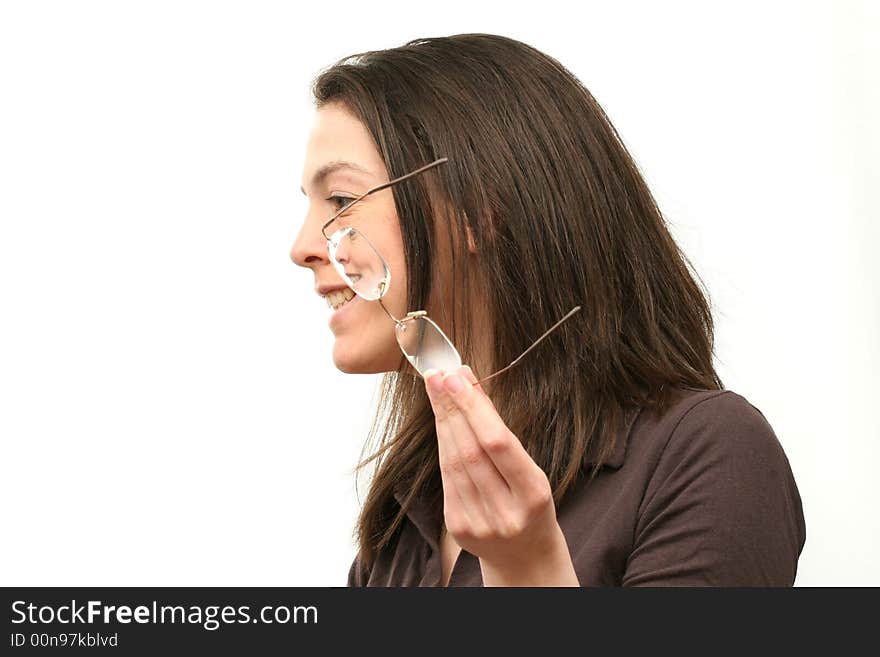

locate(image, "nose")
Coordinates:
290 211 328 270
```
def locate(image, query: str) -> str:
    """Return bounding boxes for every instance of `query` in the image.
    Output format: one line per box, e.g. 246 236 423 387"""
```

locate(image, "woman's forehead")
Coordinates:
303 105 386 181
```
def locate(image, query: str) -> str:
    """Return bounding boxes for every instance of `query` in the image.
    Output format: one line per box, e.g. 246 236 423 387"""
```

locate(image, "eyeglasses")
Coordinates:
319 157 581 387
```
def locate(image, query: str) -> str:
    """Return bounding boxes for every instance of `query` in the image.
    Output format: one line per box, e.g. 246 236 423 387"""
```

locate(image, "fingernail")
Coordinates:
444 373 464 394
424 369 444 396
461 365 477 384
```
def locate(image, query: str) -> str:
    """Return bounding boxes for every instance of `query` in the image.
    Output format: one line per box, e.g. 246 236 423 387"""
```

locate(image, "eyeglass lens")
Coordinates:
395 315 462 376
327 227 391 301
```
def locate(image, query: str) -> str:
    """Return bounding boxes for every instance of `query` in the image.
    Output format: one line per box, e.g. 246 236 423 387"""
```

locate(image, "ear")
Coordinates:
466 224 477 254
462 211 477 254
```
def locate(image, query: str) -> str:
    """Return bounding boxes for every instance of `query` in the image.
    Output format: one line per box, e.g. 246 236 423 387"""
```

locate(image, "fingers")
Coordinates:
432 366 541 494
424 368 511 524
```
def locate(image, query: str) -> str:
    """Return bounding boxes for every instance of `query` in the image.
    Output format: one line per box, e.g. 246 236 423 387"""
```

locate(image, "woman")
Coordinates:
291 33 806 586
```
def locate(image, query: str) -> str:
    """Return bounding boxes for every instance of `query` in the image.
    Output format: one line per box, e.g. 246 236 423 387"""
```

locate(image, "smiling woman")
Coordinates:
290 33 806 587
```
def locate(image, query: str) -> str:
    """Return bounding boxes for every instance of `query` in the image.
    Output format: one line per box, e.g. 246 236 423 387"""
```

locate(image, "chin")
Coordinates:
332 342 400 375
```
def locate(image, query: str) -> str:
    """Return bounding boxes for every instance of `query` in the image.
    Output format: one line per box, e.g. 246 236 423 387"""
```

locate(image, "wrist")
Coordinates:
479 524 580 587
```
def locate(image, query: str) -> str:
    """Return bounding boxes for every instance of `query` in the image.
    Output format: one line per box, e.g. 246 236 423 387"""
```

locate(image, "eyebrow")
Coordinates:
300 160 375 196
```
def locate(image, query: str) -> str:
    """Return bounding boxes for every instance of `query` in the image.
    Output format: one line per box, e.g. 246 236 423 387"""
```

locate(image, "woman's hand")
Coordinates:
423 365 580 586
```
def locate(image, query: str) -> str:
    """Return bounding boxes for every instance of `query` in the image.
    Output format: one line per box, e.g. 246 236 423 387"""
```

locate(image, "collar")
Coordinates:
392 488 444 552
392 405 641 551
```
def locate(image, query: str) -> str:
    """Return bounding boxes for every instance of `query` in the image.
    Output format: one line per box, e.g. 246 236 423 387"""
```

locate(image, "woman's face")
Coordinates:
290 102 409 374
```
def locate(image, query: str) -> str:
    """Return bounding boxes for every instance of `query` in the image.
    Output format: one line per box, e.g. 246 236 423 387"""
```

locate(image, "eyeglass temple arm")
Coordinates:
472 306 582 387
321 157 449 240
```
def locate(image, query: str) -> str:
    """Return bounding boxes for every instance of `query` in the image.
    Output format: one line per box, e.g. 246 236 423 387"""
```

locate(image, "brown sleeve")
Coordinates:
622 391 806 586
347 551 367 587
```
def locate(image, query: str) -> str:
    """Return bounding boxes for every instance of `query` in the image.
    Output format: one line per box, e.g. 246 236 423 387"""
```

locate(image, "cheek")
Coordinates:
372 218 408 315
384 244 408 308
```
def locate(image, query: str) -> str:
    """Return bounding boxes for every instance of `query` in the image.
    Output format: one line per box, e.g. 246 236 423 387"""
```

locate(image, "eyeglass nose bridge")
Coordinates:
393 310 426 328
383 306 426 328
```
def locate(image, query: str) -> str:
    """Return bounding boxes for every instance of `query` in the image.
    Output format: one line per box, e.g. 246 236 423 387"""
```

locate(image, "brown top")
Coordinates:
347 387 806 586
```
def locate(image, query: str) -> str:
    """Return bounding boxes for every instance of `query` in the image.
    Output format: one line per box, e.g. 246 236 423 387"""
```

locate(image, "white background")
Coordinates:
1 0 877 586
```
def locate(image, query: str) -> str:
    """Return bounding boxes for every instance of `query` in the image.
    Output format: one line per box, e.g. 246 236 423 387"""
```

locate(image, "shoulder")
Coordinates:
636 387 791 477
676 387 774 435
622 387 806 585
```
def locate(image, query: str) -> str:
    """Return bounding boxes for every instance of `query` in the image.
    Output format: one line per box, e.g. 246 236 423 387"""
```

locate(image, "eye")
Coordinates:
327 195 356 212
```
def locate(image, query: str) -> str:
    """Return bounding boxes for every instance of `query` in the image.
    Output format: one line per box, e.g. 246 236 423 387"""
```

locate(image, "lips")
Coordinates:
316 282 350 297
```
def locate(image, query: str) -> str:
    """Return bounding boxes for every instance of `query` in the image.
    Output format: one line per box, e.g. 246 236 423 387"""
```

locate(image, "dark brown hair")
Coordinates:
310 33 722 573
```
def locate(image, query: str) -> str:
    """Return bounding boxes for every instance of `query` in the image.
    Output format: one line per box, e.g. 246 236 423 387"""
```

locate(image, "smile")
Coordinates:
326 288 355 310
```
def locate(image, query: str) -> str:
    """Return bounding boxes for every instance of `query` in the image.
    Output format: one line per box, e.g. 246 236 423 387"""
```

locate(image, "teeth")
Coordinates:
325 288 355 310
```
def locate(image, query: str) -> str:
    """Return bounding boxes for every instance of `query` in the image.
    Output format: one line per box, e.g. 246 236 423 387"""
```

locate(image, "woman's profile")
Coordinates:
290 33 806 586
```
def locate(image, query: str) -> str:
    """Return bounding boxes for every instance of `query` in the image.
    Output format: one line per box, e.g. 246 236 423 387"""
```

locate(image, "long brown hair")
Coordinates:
309 33 722 572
